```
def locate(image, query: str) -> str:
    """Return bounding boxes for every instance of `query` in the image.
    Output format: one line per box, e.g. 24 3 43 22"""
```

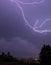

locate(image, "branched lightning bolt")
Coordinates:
39 19 51 28
10 0 51 33
33 18 51 33
33 28 51 33
34 19 39 27
14 0 45 5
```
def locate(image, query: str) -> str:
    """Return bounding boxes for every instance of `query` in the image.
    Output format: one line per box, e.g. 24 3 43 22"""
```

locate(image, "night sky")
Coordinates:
0 0 51 58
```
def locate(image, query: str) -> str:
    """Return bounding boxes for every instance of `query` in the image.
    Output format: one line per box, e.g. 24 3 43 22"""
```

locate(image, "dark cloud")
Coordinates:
0 37 39 58
0 0 26 39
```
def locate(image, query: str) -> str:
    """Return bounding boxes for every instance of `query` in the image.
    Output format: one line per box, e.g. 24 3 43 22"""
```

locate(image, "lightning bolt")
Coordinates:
10 0 51 33
13 0 45 5
33 18 51 33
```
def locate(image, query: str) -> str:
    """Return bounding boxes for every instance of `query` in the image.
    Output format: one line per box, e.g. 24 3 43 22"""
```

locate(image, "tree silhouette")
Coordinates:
1 52 5 56
39 44 51 65
0 52 17 62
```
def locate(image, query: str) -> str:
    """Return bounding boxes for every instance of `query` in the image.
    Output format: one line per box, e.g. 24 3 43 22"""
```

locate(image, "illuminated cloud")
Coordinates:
10 0 51 33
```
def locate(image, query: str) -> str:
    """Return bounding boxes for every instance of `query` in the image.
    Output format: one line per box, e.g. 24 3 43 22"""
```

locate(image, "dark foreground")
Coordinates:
0 44 51 65
0 62 40 65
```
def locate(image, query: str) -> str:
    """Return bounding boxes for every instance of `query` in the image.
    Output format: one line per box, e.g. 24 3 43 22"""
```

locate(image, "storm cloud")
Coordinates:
0 0 51 58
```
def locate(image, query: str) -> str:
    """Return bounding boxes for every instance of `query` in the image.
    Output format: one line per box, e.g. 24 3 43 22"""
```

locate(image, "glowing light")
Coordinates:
10 0 51 33
33 18 51 33
13 0 45 5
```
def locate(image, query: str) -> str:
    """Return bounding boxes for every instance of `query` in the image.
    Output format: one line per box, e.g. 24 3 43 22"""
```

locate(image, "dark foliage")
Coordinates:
0 44 51 65
39 44 51 65
0 52 17 62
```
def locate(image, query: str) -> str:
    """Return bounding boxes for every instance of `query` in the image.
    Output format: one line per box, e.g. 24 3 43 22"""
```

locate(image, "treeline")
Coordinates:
39 44 51 65
0 44 51 65
0 52 17 62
